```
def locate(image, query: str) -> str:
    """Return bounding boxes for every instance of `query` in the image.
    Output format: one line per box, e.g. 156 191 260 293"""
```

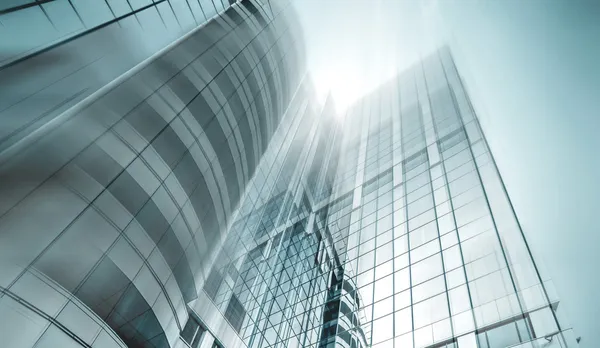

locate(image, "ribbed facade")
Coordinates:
0 0 232 154
0 1 306 348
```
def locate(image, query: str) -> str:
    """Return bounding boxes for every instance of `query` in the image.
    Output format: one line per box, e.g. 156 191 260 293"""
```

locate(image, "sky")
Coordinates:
293 0 600 345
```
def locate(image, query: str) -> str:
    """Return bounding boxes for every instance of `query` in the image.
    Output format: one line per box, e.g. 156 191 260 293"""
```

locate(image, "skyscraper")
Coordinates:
0 1 309 347
0 0 233 154
300 47 580 348
0 1 578 348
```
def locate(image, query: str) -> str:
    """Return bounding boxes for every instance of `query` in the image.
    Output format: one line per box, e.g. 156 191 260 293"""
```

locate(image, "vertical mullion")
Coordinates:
102 0 124 28
390 73 403 346
433 53 532 342
66 0 85 27
415 69 456 345
442 50 568 345
420 60 479 345
398 74 416 348
195 0 208 21
184 0 199 24
209 0 219 15
388 78 398 345
153 2 168 28
37 3 57 29
363 94 376 347
102 0 117 19
166 0 183 29
123 0 143 27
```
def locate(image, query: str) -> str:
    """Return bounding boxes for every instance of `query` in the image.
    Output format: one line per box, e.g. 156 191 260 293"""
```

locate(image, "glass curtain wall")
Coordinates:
0 1 307 348
198 47 578 348
309 47 578 348
197 85 334 348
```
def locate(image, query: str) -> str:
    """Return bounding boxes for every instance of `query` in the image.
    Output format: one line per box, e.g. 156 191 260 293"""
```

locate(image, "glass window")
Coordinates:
394 267 410 293
371 314 393 344
182 315 205 347
173 151 203 196
375 242 393 266
136 200 169 243
394 307 412 336
411 253 442 285
108 171 149 216
484 322 520 348
72 0 114 27
373 275 393 302
413 293 448 328
151 126 188 171
412 275 445 303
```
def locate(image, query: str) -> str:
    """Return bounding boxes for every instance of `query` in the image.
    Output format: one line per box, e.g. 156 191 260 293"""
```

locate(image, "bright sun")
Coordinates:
313 69 363 120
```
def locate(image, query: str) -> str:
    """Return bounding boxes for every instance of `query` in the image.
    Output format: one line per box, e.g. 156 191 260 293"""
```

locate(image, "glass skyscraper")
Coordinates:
299 48 580 348
0 1 578 348
0 1 308 347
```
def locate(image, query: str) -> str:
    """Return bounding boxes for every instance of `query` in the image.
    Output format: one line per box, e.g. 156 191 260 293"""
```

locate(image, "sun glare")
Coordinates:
313 68 363 119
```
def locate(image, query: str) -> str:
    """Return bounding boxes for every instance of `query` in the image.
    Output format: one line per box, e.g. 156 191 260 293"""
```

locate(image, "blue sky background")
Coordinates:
294 0 600 345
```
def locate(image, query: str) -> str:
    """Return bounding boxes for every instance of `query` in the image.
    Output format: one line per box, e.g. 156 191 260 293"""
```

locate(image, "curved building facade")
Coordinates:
0 1 307 347
0 0 232 154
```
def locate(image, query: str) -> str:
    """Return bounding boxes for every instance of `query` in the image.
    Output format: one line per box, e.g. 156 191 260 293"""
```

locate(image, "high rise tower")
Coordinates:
0 1 308 347
306 47 579 348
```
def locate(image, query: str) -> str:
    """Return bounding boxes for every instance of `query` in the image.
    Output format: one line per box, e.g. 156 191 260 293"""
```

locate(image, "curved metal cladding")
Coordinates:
0 0 231 155
0 1 306 348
